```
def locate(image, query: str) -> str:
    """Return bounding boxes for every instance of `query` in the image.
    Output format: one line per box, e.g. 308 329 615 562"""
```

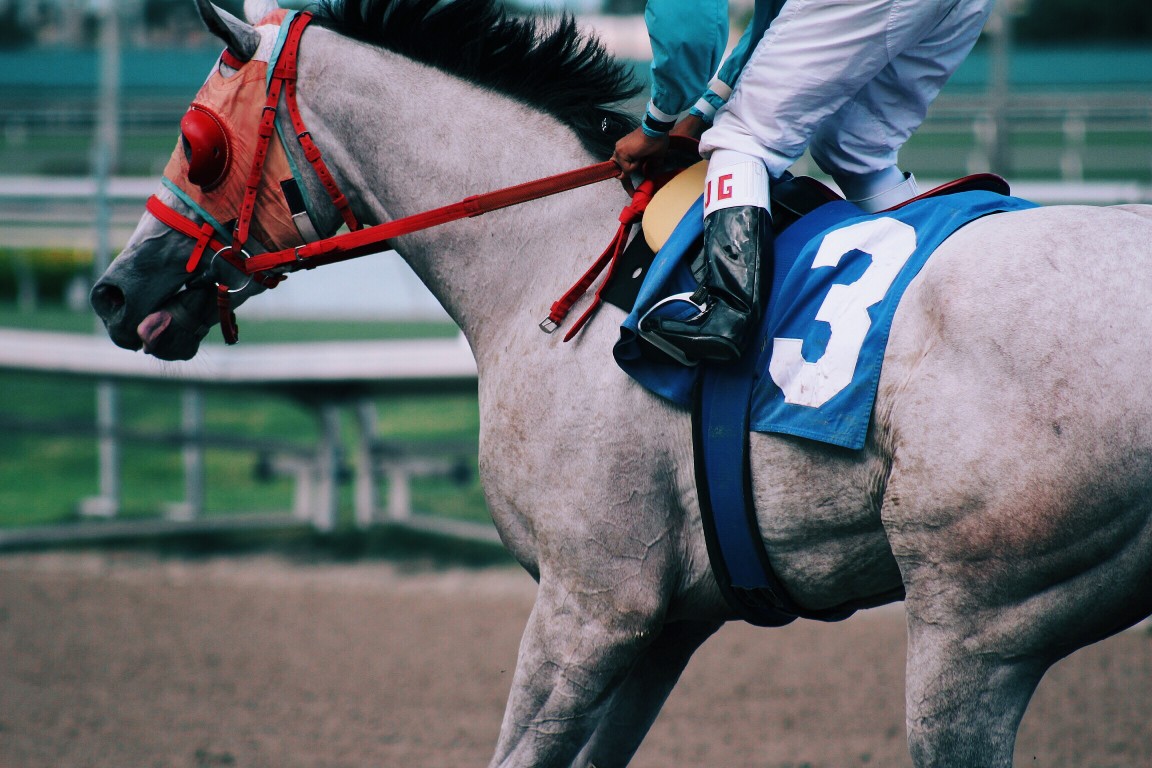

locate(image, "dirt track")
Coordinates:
1 549 1149 768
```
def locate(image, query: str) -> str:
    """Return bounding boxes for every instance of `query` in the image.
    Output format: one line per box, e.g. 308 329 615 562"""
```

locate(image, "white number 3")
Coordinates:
769 217 917 408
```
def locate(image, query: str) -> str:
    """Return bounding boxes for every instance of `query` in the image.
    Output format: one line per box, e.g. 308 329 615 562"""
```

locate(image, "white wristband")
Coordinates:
691 97 718 121
645 100 679 125
706 77 732 102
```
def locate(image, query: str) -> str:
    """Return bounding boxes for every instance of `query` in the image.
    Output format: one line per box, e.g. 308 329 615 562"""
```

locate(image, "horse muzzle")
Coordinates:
91 278 216 361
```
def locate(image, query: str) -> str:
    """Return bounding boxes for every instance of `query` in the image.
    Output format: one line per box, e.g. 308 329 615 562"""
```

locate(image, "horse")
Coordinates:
88 1 1152 765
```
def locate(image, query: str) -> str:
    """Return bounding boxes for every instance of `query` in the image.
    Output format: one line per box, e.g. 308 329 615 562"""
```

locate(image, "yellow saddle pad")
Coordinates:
642 160 707 252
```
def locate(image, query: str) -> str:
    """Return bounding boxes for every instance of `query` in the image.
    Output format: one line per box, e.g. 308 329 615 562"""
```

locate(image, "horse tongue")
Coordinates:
137 311 173 355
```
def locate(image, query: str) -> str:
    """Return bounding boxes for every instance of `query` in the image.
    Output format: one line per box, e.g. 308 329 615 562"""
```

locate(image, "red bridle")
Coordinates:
147 10 644 345
147 12 364 342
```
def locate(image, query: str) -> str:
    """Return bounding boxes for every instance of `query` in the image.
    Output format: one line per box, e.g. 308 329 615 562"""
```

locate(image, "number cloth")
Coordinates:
614 190 1037 450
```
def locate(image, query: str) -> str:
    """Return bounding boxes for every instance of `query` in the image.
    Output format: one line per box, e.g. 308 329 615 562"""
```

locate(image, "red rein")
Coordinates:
150 10 664 345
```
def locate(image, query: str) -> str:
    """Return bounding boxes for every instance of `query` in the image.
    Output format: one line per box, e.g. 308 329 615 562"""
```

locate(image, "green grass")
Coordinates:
0 304 487 532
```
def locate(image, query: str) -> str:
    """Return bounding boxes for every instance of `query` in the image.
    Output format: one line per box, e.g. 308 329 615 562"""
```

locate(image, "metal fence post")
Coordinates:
312 403 343 531
354 399 379 529
79 380 121 518
80 0 123 520
166 387 204 521
1060 112 1086 182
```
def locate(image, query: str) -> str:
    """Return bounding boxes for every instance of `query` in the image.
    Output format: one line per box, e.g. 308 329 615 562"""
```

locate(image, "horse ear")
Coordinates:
243 0 281 24
193 0 261 63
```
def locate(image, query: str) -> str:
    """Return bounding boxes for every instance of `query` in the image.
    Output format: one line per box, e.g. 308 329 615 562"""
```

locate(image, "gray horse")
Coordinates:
89 0 1152 765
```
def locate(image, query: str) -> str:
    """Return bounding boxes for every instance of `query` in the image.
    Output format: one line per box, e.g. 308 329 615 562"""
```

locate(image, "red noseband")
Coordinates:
180 105 231 190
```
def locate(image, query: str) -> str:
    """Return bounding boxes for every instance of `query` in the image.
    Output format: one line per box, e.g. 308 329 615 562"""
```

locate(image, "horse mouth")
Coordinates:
135 287 215 361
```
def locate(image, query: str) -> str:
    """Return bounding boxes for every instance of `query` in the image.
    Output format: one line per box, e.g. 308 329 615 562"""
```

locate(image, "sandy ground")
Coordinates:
1 549 1150 768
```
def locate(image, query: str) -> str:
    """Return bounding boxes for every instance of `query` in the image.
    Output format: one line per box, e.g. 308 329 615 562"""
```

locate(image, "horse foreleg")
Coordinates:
573 619 722 768
489 578 671 768
903 615 1047 768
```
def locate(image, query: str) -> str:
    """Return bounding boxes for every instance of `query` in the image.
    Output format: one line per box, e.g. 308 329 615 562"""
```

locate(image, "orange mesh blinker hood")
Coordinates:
162 13 307 253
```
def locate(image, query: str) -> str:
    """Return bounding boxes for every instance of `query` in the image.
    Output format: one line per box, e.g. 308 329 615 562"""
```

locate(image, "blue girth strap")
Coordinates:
694 358 862 626
694 349 794 627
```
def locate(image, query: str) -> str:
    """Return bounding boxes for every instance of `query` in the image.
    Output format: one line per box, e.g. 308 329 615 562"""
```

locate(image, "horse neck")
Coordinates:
292 30 625 357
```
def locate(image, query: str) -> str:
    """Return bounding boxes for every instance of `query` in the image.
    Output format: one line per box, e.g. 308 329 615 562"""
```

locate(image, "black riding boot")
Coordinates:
643 204 774 363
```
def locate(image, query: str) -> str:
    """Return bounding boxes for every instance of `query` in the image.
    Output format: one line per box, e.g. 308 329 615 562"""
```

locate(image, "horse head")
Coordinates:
91 0 639 362
91 0 346 360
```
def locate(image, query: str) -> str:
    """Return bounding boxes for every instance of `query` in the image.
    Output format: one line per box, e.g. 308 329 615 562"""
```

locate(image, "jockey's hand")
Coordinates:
671 114 708 142
612 127 669 179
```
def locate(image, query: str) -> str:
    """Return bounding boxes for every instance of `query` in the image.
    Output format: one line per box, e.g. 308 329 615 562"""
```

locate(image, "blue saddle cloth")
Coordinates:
613 190 1039 450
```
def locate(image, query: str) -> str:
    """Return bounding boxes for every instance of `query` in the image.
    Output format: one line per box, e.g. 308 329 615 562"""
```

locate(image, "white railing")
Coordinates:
0 328 497 548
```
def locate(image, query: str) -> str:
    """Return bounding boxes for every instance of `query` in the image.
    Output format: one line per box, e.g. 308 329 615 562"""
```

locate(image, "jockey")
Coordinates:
613 0 995 364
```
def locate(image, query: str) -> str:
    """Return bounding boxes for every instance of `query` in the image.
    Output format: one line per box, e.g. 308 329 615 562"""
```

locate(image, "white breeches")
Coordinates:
701 0 994 183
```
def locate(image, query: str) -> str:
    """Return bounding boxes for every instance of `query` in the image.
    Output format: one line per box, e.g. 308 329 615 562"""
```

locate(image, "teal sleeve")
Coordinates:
715 21 755 89
645 0 729 118
716 0 787 88
686 23 752 122
686 1 788 123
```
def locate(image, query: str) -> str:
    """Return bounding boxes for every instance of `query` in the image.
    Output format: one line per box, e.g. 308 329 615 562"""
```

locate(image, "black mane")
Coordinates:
311 0 641 158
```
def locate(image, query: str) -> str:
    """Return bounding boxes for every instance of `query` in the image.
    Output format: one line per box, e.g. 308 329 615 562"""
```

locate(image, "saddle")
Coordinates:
606 166 1019 627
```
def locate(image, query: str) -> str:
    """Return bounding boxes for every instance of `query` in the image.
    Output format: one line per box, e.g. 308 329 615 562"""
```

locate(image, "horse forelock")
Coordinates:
311 0 640 159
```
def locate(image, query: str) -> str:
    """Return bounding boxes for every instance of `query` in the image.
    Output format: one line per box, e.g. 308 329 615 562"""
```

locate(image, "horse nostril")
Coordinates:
90 282 126 320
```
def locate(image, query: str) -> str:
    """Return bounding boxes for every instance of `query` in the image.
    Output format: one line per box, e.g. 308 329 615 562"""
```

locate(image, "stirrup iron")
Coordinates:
637 291 709 367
